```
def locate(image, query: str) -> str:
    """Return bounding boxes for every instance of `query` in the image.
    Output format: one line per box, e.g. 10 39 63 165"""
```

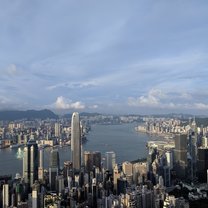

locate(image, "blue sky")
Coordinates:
0 0 208 114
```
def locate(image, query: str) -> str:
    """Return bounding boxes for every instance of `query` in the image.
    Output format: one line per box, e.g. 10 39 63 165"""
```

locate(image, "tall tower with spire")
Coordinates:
71 112 81 171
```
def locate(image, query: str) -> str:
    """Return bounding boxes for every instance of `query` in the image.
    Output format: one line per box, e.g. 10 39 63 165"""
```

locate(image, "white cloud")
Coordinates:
0 96 10 104
128 89 208 111
163 103 208 110
54 96 85 110
128 89 165 107
6 64 19 76
194 103 208 110
138 95 159 105
47 80 98 91
89 104 98 109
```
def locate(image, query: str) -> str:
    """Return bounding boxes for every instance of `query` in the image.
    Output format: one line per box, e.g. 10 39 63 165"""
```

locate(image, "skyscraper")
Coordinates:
84 151 94 172
71 112 81 171
174 134 187 162
84 151 101 172
2 184 9 208
49 149 60 169
197 147 208 182
93 151 101 170
105 151 116 173
38 148 44 181
165 150 173 170
49 149 60 191
174 134 187 178
188 128 198 181
23 139 39 188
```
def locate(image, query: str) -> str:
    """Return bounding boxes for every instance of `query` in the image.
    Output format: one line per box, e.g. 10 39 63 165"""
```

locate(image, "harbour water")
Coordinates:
0 123 152 176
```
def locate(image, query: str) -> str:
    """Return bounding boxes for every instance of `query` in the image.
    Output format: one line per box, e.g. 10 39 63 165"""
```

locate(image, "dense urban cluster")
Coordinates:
0 114 208 208
136 117 208 138
0 117 90 150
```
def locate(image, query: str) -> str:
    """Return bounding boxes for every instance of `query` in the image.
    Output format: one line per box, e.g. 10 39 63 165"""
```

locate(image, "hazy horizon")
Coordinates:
1 1 208 115
0 108 206 118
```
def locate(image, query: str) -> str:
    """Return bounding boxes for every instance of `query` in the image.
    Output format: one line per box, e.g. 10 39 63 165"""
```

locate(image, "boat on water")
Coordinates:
16 148 24 159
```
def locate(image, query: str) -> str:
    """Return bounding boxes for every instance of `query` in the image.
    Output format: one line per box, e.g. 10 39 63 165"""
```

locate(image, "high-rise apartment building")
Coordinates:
122 161 133 186
55 122 61 138
71 112 81 171
122 161 133 176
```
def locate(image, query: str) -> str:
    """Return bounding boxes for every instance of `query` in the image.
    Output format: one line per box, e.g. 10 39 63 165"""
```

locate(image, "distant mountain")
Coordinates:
62 113 72 119
63 112 101 119
0 109 58 121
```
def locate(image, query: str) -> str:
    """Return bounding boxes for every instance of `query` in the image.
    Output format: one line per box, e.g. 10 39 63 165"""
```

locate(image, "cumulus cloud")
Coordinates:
128 89 165 107
54 96 85 110
128 88 208 111
194 103 208 110
162 103 208 110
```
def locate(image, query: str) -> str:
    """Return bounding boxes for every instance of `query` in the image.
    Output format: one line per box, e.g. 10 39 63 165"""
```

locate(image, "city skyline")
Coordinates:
1 112 208 206
0 1 208 115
